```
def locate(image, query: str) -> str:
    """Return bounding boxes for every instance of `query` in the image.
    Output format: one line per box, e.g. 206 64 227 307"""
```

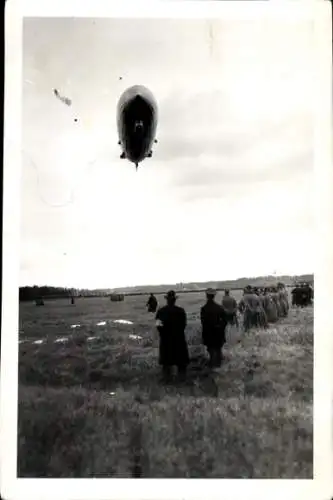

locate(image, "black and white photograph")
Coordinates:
1 1 332 498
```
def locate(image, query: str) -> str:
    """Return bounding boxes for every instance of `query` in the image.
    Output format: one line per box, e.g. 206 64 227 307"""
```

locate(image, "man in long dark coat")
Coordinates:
155 290 189 382
147 293 158 313
292 284 303 307
302 283 313 306
200 288 228 368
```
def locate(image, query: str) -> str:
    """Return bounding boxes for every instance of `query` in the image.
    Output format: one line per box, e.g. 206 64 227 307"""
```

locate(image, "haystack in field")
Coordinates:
110 293 125 302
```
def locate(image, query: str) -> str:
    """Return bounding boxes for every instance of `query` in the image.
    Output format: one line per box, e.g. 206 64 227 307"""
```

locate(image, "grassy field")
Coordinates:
18 290 313 478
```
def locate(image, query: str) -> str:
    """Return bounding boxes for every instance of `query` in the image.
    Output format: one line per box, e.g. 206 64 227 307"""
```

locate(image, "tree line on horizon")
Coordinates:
19 274 313 302
19 286 111 302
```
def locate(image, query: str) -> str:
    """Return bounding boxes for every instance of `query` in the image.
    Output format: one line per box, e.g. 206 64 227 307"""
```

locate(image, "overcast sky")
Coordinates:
21 17 314 288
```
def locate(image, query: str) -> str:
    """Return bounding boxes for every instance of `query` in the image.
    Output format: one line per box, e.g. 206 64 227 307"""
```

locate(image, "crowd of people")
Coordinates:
148 282 312 383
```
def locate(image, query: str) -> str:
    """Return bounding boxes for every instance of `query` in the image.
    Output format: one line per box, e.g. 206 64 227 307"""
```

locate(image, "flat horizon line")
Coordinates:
19 271 314 291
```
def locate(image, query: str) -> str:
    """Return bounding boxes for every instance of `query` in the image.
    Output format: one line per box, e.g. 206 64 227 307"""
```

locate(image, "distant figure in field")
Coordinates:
221 289 238 327
155 290 189 383
146 293 158 313
71 297 75 305
200 288 228 368
35 297 44 306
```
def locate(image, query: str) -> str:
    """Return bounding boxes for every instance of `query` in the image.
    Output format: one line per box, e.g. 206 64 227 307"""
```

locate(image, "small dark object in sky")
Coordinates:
119 76 123 80
74 118 78 122
53 88 72 106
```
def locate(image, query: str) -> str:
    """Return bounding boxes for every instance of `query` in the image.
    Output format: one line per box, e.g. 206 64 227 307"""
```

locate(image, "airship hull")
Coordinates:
117 85 158 168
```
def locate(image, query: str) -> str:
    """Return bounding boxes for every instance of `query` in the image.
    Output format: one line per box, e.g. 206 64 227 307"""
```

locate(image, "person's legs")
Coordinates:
161 365 172 383
177 365 187 382
215 348 222 367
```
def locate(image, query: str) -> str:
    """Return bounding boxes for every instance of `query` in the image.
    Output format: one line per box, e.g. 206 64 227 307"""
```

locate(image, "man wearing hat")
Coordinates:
200 288 228 368
155 290 189 383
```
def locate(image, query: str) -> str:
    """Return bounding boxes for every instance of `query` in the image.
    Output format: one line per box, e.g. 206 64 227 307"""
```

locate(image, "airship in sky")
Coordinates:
117 85 158 170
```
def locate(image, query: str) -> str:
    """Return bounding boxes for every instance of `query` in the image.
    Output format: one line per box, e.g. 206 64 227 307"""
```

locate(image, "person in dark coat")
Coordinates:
147 293 158 313
291 285 299 306
200 288 228 368
221 289 238 327
155 290 189 382
302 283 313 306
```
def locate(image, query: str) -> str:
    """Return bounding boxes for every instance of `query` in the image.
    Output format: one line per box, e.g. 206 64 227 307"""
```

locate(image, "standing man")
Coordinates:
155 290 189 383
239 286 260 331
277 283 288 317
221 289 238 327
255 288 268 328
200 288 228 368
147 293 158 313
291 283 301 307
265 287 278 323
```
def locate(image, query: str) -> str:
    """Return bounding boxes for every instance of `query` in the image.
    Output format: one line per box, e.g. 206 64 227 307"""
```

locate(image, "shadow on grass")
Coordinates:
18 383 312 478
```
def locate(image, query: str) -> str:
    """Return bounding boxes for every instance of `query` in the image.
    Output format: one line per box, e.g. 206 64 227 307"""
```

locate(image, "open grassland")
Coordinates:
18 291 313 478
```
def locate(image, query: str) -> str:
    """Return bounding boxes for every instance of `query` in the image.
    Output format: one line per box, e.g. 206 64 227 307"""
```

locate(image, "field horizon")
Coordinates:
19 272 314 300
18 288 313 478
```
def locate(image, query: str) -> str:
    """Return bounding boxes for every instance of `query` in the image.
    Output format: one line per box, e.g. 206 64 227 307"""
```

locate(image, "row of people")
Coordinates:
238 284 289 331
153 284 291 382
155 289 228 382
